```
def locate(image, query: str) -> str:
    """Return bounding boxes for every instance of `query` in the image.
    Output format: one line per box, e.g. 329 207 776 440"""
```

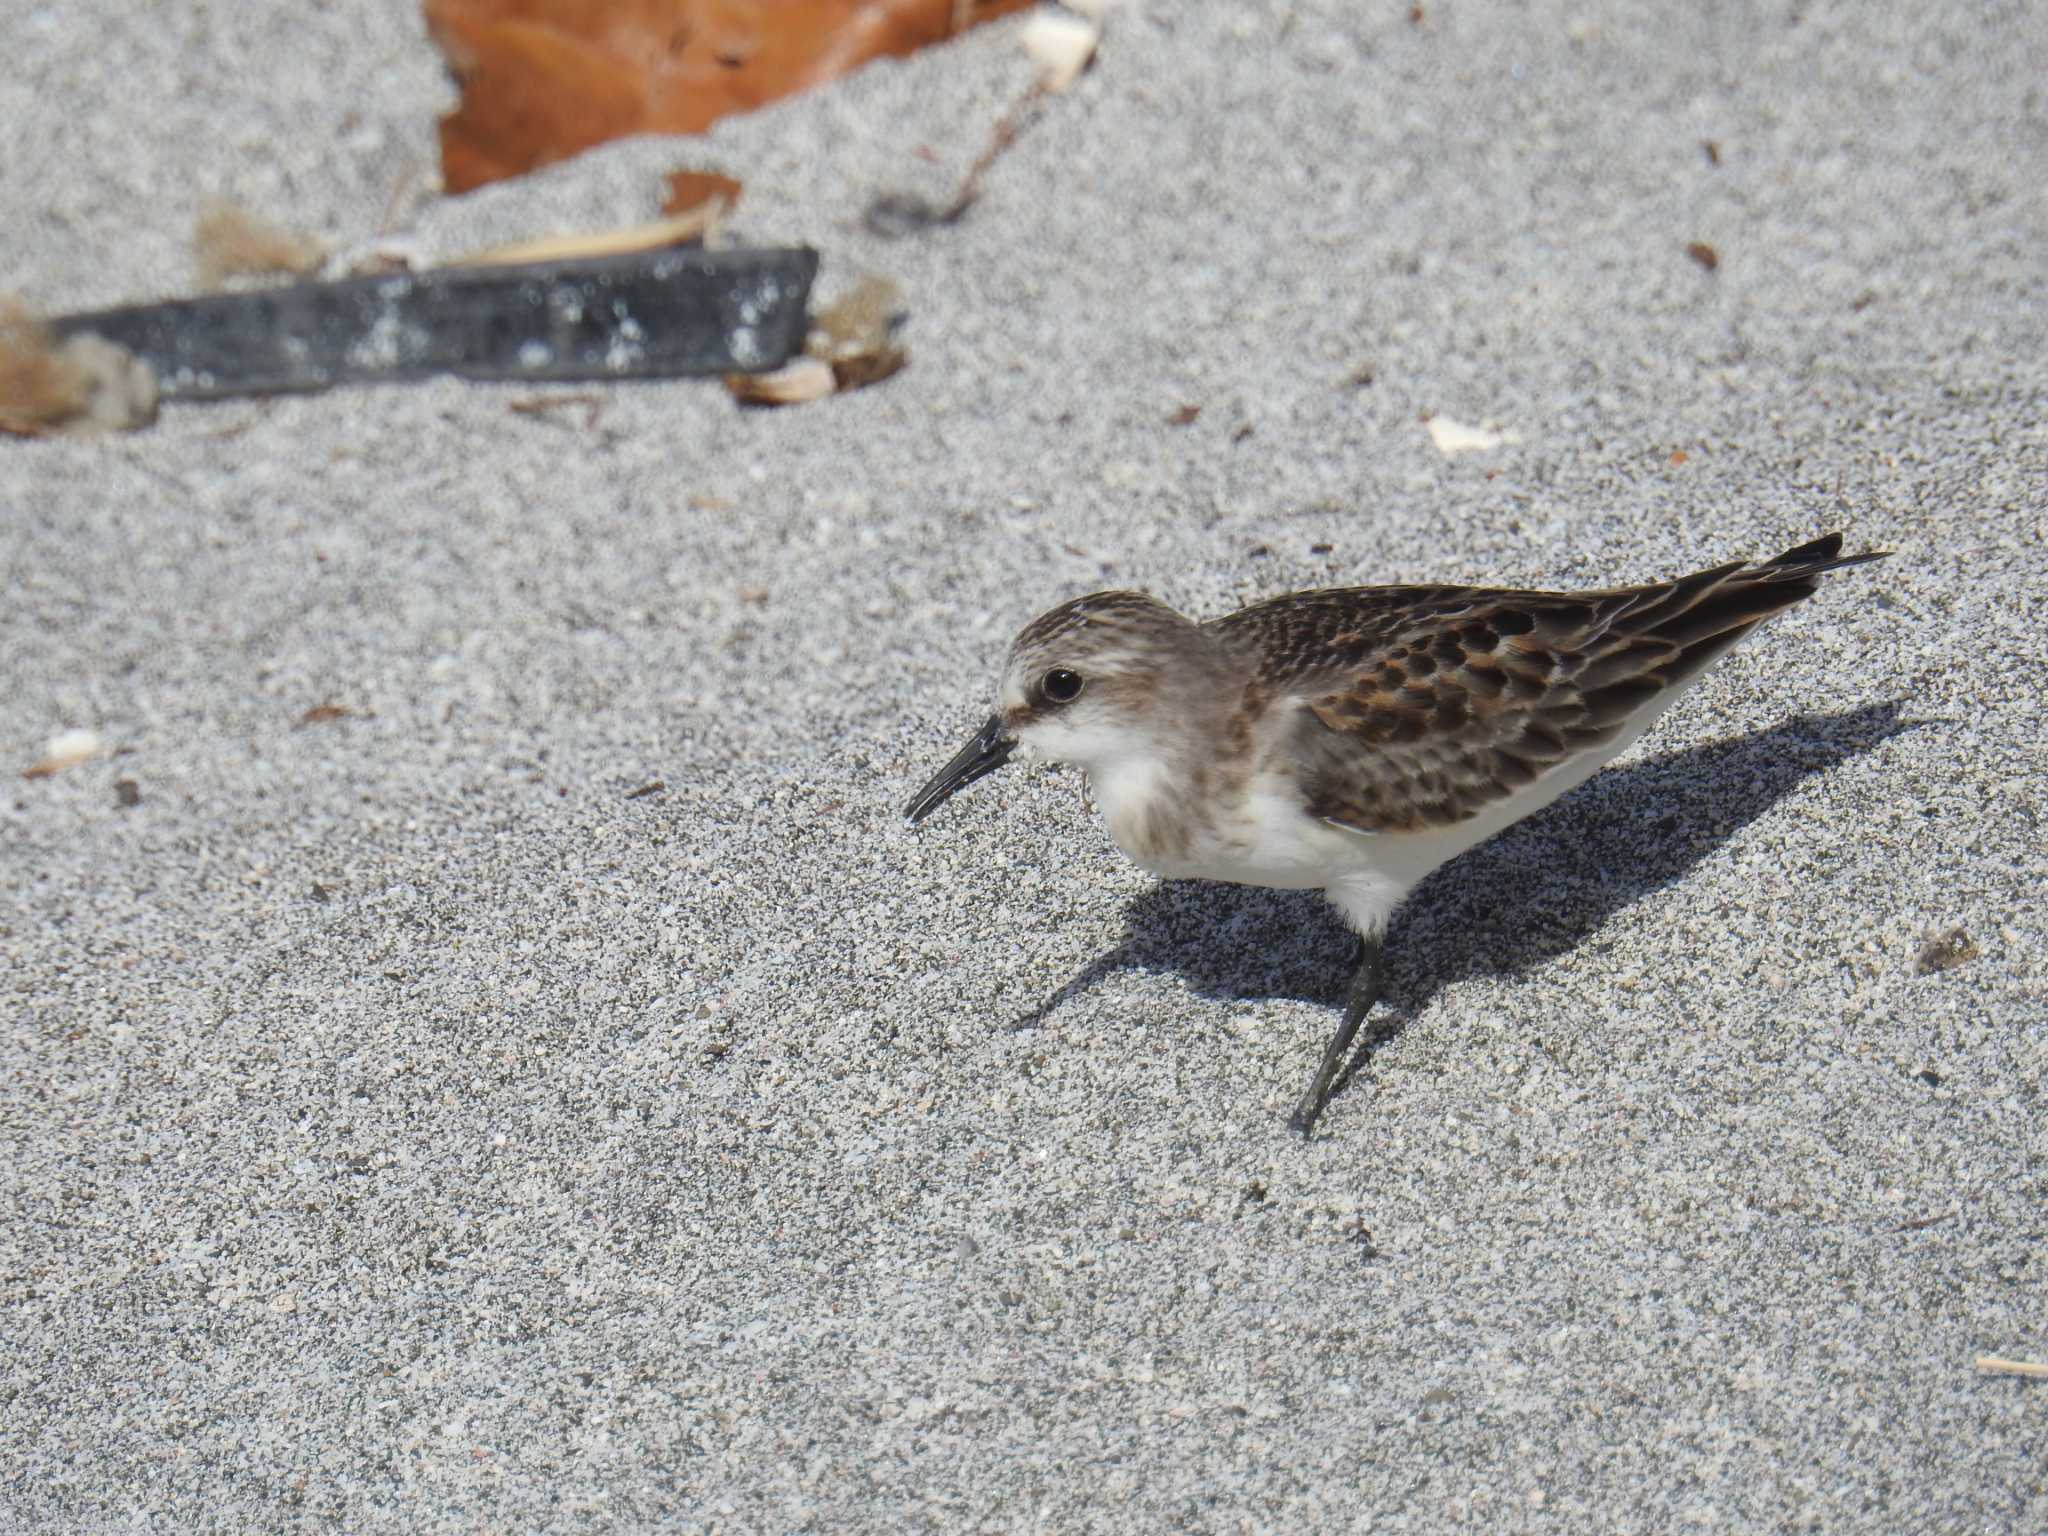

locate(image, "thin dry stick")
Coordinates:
452 205 731 268
864 79 1050 235
1974 1356 2048 1379
377 162 420 239
508 393 607 432
945 81 1049 220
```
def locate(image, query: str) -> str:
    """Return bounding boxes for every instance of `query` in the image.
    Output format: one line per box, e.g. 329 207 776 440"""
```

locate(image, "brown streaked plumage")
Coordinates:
1224 538 1882 836
906 533 1889 1135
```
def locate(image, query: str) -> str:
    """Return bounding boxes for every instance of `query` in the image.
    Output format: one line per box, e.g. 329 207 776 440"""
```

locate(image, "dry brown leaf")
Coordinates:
721 275 910 406
427 0 1036 193
0 301 90 436
663 169 745 217
804 276 906 394
725 356 836 405
194 201 326 287
2 312 158 436
809 276 898 358
827 345 907 391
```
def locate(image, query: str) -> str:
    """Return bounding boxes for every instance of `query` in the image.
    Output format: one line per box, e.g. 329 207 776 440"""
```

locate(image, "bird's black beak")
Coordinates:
905 714 1017 825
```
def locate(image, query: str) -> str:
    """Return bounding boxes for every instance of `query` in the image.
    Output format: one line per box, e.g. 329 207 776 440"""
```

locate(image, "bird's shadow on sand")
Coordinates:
1017 702 1918 1045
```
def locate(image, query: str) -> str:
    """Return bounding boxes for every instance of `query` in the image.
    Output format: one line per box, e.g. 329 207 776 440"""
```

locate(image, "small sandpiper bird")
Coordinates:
906 533 1888 1135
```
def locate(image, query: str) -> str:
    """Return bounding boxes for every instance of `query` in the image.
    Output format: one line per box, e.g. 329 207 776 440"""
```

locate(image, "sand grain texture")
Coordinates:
3 1 2044 1530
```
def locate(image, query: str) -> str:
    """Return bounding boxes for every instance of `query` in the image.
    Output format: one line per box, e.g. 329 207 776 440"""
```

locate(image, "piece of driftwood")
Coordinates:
44 247 819 400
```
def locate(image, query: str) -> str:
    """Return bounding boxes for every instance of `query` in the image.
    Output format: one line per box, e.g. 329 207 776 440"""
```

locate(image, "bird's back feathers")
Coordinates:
1208 533 1888 835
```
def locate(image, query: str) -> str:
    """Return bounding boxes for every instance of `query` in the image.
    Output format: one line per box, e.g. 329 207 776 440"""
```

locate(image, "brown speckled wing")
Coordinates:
1207 535 1883 834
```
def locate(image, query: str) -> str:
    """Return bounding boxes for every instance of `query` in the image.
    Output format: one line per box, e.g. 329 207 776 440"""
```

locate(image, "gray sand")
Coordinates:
4 1 2044 1530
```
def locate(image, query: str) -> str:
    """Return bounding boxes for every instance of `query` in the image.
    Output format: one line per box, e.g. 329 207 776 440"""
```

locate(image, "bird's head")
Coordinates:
904 590 1210 824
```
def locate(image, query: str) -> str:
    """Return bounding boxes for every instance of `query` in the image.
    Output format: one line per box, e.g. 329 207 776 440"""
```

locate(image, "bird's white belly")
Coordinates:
1086 692 1682 935
1105 773 1367 890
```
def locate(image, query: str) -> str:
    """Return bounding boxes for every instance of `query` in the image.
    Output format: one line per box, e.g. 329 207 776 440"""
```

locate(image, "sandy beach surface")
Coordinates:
4 2 2043 1529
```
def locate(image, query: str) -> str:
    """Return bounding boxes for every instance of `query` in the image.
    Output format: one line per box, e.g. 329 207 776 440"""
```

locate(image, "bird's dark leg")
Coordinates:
1289 931 1387 1137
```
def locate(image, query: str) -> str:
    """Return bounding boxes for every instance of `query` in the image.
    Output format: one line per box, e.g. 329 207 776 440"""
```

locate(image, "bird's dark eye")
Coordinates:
1041 668 1084 704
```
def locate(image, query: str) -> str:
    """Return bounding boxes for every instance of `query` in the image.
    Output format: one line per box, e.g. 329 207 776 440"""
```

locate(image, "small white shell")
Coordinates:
725 356 836 406
24 727 103 778
1425 415 1518 456
1021 9 1101 94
